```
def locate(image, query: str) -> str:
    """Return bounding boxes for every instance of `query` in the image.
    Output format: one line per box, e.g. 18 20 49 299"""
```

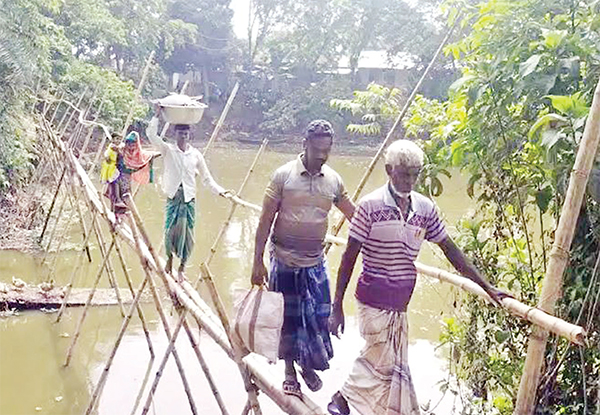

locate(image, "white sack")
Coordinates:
232 287 284 363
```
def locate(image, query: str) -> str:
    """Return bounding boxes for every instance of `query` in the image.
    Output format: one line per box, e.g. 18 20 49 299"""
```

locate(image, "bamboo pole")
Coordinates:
57 88 87 135
139 290 230 415
87 129 111 176
325 19 460 250
84 276 154 415
49 91 65 125
66 93 96 149
46 171 92 282
200 263 263 415
415 263 586 344
181 271 325 415
39 168 66 241
206 139 268 265
203 81 239 155
124 200 228 415
46 120 93 262
515 78 600 413
42 185 69 255
89 216 126 317
80 97 106 156
43 150 95 265
64 238 116 366
111 231 155 357
121 51 155 137
85 211 199 415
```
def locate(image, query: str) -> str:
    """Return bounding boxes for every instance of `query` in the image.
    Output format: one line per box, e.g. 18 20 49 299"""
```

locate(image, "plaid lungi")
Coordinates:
268 255 333 371
165 186 195 263
341 302 421 415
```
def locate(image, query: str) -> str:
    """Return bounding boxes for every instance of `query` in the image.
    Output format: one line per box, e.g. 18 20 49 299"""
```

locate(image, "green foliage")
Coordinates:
59 60 148 128
330 83 403 136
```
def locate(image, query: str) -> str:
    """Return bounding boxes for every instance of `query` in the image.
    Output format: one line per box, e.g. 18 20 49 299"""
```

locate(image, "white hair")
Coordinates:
384 140 424 167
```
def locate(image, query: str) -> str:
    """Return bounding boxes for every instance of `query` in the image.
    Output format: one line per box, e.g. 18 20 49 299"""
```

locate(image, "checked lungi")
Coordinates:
165 186 196 263
268 255 333 372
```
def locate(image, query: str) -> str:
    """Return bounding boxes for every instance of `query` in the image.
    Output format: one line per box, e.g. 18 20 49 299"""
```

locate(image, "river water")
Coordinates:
0 145 473 414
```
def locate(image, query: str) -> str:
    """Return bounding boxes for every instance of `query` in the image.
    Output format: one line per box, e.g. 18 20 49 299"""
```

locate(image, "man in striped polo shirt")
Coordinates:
328 140 504 415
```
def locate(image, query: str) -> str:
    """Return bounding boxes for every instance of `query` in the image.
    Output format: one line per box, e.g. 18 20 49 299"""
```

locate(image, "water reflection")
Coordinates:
0 146 473 414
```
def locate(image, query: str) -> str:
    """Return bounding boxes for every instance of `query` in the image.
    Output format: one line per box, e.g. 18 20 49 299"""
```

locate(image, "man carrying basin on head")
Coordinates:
328 140 507 415
147 106 233 278
251 120 355 397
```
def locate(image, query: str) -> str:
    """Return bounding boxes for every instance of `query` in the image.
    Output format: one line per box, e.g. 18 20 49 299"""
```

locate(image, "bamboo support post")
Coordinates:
97 210 199 415
45 120 93 262
64 238 116 367
206 139 268 266
49 91 65 125
46 171 92 281
176 278 326 414
58 88 88 136
182 322 230 415
124 200 229 415
42 185 69 256
39 168 66 241
68 93 98 149
515 78 600 414
203 81 239 155
137 137 266 412
80 97 106 156
140 288 230 415
111 231 155 357
88 129 111 176
200 263 263 415
121 51 155 137
325 19 460 251
55 208 99 322
84 276 153 415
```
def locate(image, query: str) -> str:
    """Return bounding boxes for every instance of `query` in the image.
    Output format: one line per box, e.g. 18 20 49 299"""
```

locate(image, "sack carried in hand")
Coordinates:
232 287 284 363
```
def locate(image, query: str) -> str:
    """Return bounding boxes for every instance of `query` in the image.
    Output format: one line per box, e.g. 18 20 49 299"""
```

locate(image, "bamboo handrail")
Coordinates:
515 77 600 413
415 263 586 345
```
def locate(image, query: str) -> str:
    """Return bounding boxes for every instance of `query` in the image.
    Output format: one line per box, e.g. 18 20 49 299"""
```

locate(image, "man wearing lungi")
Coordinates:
147 109 232 277
251 120 355 397
328 140 505 415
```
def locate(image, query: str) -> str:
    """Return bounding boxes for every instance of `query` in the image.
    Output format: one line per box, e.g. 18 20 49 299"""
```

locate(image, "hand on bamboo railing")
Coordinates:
219 189 236 199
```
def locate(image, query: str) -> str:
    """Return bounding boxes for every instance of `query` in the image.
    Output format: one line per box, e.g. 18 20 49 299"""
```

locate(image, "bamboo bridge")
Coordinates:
24 49 600 415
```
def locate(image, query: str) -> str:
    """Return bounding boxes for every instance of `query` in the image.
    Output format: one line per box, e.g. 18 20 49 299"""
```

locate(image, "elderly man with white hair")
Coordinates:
328 139 505 415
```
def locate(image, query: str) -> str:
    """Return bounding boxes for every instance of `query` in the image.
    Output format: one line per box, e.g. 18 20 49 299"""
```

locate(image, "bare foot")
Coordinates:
165 257 173 275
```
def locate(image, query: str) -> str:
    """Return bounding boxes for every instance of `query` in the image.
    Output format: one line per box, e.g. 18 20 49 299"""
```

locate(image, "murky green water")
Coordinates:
0 145 473 414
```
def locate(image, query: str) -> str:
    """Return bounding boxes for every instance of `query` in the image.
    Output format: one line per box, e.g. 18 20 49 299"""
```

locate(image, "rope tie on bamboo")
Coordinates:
571 168 589 180
548 245 569 261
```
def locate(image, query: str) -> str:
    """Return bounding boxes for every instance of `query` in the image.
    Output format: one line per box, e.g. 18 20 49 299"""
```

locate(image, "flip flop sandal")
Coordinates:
327 392 350 415
300 369 323 392
282 379 302 398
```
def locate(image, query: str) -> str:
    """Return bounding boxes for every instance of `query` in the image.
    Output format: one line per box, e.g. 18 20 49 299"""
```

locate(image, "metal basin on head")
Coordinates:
154 93 208 125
